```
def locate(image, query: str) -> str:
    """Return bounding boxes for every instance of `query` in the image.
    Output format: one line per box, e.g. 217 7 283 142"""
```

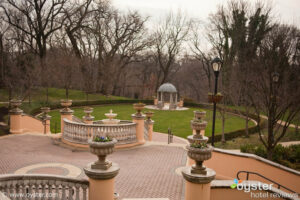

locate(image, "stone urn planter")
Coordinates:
145 111 154 120
190 120 207 132
84 107 93 115
60 99 72 108
10 99 22 108
40 107 51 121
187 144 213 174
9 99 23 113
133 103 145 116
88 137 117 170
41 107 50 113
194 110 206 120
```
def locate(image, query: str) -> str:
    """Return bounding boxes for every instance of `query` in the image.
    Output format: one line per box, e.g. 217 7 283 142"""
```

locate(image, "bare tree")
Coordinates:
249 24 300 159
207 1 272 137
152 11 192 90
89 4 150 95
0 0 67 102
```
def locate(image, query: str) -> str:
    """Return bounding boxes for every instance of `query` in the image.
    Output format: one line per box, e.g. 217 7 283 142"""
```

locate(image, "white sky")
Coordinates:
112 0 300 28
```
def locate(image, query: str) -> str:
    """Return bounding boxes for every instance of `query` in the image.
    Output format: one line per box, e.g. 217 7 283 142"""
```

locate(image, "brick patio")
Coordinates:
0 132 187 200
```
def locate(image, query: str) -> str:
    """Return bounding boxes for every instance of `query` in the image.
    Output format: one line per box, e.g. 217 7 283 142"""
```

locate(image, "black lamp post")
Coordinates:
211 57 222 146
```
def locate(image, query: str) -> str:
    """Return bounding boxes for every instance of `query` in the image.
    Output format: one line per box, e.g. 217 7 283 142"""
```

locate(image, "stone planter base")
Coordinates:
182 167 215 184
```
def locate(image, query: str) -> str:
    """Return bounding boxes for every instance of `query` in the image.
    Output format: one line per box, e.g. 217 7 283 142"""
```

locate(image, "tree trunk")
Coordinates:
245 106 249 137
28 87 31 105
267 148 273 160
221 113 226 144
46 87 49 104
66 87 69 99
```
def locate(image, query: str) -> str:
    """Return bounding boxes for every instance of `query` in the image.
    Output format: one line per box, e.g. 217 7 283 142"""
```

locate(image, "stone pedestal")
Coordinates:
43 116 51 134
60 109 74 133
84 162 119 200
179 99 184 107
192 129 205 136
154 98 158 106
83 116 94 124
9 109 23 134
132 114 146 144
182 167 215 200
146 120 154 141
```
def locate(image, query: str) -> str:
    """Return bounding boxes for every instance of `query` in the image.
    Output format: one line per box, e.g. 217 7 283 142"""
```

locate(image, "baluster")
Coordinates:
28 180 34 200
10 180 15 200
34 180 39 200
48 180 54 200
74 184 80 200
32 179 38 200
82 185 88 200
22 180 28 200
5 182 10 199
61 182 66 200
41 180 46 200
14 181 20 200
68 183 74 200
54 180 61 200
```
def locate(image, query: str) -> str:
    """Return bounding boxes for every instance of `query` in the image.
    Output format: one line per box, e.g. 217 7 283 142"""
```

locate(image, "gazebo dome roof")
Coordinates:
158 83 177 93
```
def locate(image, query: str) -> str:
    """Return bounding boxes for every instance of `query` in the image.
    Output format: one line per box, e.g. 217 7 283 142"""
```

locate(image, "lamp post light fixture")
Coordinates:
211 57 222 146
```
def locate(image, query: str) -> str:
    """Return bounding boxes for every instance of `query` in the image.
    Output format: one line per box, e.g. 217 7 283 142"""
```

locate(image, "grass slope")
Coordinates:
0 88 129 102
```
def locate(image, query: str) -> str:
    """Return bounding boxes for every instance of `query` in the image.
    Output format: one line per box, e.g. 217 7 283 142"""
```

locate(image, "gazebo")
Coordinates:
157 83 178 110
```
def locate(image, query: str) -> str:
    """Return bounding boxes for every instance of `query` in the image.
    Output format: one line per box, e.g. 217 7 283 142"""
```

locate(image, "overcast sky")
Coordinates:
112 0 300 27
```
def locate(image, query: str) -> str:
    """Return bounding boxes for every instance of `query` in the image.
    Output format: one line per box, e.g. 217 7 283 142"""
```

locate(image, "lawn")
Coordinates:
215 128 300 149
49 104 255 138
0 87 130 102
0 88 131 115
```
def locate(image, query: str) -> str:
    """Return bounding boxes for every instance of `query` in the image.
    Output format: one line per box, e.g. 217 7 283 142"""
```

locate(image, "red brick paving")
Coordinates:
0 133 187 200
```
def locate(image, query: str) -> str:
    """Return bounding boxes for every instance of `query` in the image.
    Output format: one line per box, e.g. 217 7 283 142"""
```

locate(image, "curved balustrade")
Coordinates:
0 174 88 200
63 119 137 145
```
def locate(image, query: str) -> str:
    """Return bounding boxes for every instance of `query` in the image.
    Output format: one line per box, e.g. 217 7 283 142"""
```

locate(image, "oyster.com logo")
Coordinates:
231 179 243 189
230 179 273 193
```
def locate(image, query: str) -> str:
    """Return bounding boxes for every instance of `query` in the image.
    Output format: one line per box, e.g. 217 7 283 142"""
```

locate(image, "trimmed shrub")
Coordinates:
240 144 300 171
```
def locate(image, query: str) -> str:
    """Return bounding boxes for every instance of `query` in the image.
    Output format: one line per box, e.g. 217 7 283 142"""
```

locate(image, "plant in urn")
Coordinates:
88 136 117 170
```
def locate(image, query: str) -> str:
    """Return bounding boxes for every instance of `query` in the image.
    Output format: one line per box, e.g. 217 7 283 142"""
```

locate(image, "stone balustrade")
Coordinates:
63 119 137 145
0 174 88 200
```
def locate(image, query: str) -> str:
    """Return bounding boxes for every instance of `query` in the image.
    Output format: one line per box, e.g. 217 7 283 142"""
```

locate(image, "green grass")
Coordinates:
0 88 131 116
215 128 300 149
49 104 255 138
0 88 130 102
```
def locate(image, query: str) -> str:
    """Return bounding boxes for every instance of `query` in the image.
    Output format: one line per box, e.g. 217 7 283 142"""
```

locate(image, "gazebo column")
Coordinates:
175 93 178 105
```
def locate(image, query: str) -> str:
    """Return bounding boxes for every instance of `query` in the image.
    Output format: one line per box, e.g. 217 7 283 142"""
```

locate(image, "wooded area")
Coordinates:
0 0 299 158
